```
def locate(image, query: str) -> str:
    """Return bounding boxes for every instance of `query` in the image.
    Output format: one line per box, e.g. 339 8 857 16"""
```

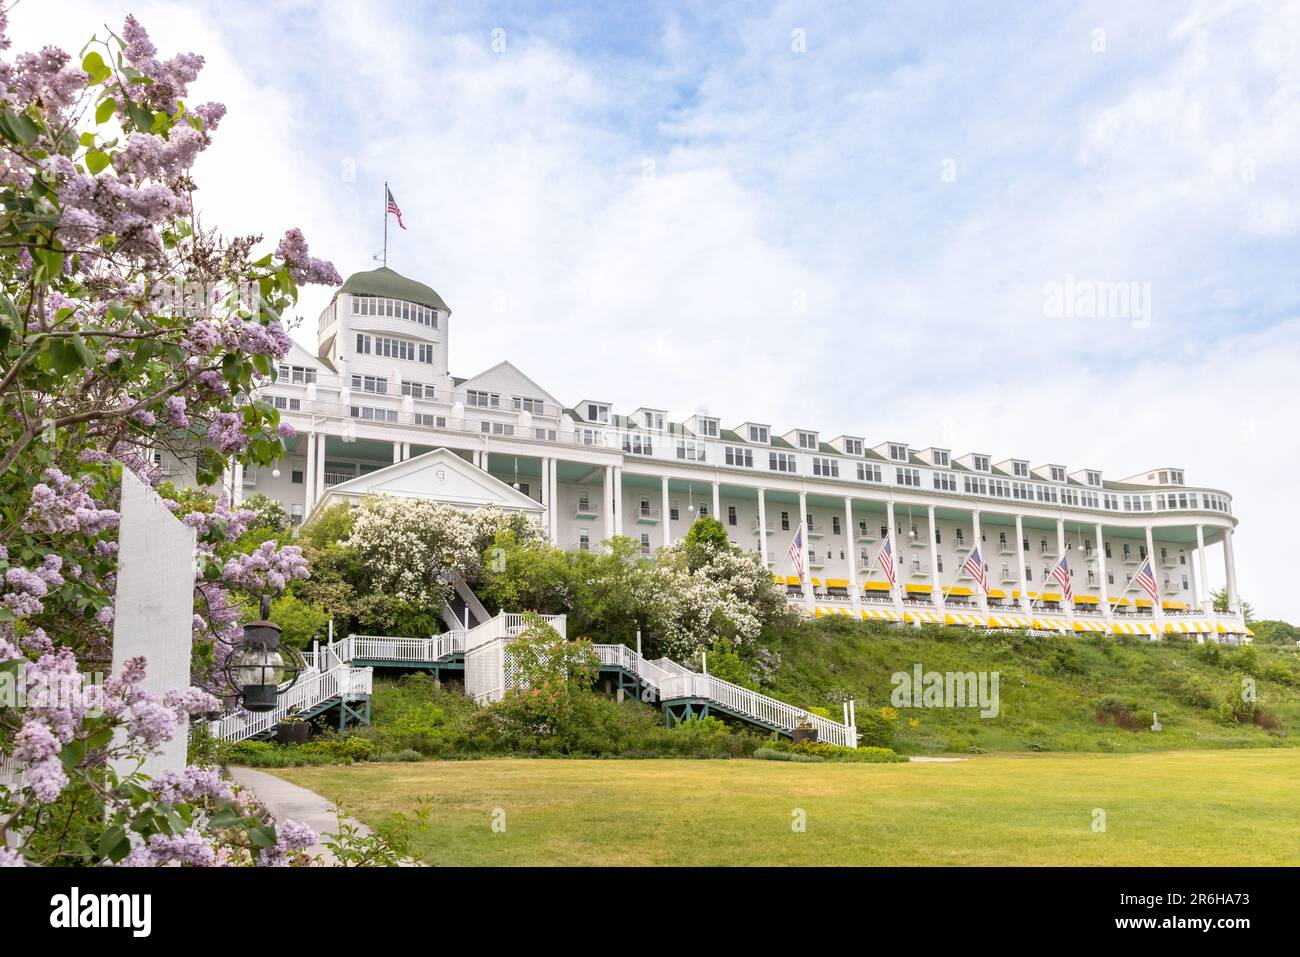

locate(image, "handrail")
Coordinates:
208 663 373 743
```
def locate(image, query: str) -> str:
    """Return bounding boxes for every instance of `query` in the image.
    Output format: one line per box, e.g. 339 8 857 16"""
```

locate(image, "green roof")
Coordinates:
339 267 449 313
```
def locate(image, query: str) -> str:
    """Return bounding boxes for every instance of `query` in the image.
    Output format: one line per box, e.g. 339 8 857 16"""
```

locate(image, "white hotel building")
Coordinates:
220 266 1251 640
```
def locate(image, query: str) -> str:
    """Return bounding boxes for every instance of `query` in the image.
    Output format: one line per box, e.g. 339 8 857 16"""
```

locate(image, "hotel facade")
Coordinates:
208 266 1250 640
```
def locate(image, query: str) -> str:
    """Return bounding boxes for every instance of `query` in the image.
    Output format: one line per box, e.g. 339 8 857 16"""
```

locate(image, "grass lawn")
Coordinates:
274 749 1300 866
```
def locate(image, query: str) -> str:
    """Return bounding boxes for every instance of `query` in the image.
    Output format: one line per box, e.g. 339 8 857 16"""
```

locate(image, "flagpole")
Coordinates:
382 181 388 267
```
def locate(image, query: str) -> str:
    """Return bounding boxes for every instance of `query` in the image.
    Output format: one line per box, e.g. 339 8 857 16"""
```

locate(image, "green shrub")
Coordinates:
753 747 825 762
767 739 906 763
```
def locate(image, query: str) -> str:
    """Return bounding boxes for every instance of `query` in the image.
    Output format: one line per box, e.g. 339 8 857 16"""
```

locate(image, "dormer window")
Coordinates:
972 454 990 471
932 449 950 467
748 425 770 444
643 411 665 431
586 403 610 423
889 443 908 462
1050 465 1066 482
797 431 818 450
1012 461 1029 477
843 438 863 456
1170 470 1184 486
1086 470 1102 487
697 418 719 438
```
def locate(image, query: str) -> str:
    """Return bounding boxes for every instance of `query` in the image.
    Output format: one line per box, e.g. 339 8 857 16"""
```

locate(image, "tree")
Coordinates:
683 515 730 570
0 16 339 865
1211 588 1255 623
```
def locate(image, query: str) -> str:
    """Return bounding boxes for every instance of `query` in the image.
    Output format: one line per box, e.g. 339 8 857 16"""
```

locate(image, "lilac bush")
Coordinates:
0 14 337 864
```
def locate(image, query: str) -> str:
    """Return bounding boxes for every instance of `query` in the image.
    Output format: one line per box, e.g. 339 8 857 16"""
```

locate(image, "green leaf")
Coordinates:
98 825 129 862
85 149 111 175
208 802 243 830
59 738 87 772
95 97 117 124
68 333 94 368
1 108 39 146
82 51 112 84
125 101 154 132
248 824 278 849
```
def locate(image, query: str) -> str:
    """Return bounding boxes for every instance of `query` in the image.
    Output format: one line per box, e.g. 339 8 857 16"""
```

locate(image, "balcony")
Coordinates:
855 527 878 543
635 505 660 525
570 540 593 552
752 522 776 537
998 542 1016 555
952 540 968 553
1038 545 1057 559
573 501 598 520
806 524 824 540
1160 556 1179 569
323 470 356 487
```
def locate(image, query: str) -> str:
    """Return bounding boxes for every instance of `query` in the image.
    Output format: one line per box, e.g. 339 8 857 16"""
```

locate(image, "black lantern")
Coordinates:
227 596 302 712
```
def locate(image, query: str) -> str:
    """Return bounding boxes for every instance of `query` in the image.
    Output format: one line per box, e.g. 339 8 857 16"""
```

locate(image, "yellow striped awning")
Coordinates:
904 610 944 624
861 607 902 622
783 576 802 585
1033 617 1071 632
1073 618 1108 632
1135 599 1153 608
1162 600 1189 610
1074 595 1101 604
814 606 855 618
1039 593 1063 602
943 586 974 597
986 614 1032 628
864 581 892 592
944 612 987 627
905 584 933 594
988 589 1008 599
825 579 849 588
1163 619 1215 634
1112 621 1160 636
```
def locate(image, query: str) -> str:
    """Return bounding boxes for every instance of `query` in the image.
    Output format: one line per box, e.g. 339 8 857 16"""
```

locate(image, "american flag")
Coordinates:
1133 557 1158 600
962 545 989 593
386 187 406 230
876 535 896 586
787 525 805 583
1050 555 1073 602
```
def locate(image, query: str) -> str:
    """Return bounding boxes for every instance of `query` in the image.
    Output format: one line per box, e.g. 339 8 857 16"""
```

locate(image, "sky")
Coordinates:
9 0 1300 619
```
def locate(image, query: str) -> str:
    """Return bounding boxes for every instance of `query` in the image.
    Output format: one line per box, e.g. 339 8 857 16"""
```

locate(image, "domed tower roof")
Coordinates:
338 266 450 314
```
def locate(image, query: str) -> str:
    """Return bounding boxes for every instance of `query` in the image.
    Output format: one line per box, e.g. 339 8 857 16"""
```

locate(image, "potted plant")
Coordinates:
275 712 310 744
792 715 818 745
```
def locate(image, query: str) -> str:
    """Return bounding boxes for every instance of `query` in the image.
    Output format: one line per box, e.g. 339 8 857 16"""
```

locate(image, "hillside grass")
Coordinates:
755 618 1300 754
275 750 1300 866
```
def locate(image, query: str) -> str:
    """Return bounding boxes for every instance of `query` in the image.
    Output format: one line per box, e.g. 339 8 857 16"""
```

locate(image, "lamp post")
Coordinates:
226 595 301 712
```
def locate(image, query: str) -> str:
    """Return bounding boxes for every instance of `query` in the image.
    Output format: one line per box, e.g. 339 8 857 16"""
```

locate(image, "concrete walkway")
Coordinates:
228 767 369 865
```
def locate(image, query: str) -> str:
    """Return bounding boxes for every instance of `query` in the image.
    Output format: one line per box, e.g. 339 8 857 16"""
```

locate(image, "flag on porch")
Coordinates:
787 525 805 583
876 534 896 586
1050 554 1073 602
962 545 989 594
1132 557 1158 601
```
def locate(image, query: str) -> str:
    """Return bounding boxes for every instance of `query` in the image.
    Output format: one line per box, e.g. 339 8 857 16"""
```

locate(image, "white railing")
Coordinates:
657 673 854 747
209 664 373 743
465 612 567 650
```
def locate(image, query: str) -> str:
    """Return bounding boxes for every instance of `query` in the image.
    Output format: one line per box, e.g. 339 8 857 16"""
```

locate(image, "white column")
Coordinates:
799 490 814 615
1014 514 1029 612
845 497 859 608
393 442 402 464
304 430 317 514
1095 523 1111 622
756 487 768 566
1223 528 1239 615
711 480 720 522
402 442 411 460
1195 524 1211 613
613 466 624 537
662 476 673 549
971 510 987 613
927 505 944 611
314 432 326 507
1145 525 1164 634
603 465 615 549
231 460 244 506
886 499 902 614
549 458 559 544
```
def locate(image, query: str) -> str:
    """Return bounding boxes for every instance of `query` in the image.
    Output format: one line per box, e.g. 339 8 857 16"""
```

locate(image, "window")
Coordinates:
697 418 719 438
932 449 950 467
727 506 737 527
725 446 754 468
1086 470 1102 486
586 403 610 423
291 470 303 484
534 427 556 441
351 374 388 394
467 390 500 408
351 295 438 328
643 411 665 431
480 421 515 436
414 413 446 427
349 405 398 422
276 364 316 385
963 475 987 496
888 443 908 462
747 425 770 443
832 516 841 535
514 396 545 414
640 533 651 555
697 504 709 517
781 511 790 531
770 451 797 473
669 501 679 521
955 529 965 547
896 467 921 487
580 428 604 446
1012 461 1029 477
623 433 653 455
1050 465 1066 482
812 456 838 478
402 381 432 399
857 462 882 483
676 440 706 462
933 472 957 492
270 395 301 411
578 530 590 552
797 431 818 450
355 333 371 355
972 454 990 471
843 438 863 456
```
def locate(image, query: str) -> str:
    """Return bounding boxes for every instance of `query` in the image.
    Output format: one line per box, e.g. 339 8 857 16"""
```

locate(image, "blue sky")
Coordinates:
12 1 1300 617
